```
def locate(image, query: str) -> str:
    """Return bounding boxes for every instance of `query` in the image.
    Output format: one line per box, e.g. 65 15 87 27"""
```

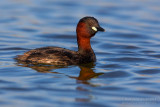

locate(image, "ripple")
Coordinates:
101 71 131 78
99 86 126 91
98 64 126 69
0 47 28 51
108 57 148 63
0 80 15 84
15 28 38 33
135 69 160 75
138 90 160 95
148 54 160 58
1 87 33 91
124 45 140 49
39 34 75 39
109 33 149 40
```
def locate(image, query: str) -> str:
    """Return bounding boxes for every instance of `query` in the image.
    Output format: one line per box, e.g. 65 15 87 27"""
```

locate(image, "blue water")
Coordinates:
0 0 160 107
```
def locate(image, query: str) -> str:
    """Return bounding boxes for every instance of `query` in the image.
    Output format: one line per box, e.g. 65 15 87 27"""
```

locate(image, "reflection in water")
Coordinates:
78 66 103 80
16 62 104 83
16 62 104 102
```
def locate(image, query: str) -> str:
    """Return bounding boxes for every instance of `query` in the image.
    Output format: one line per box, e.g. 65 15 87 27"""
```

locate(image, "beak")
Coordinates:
97 26 105 32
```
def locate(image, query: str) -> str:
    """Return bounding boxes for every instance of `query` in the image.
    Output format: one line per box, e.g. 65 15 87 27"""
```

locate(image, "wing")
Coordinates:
16 47 79 65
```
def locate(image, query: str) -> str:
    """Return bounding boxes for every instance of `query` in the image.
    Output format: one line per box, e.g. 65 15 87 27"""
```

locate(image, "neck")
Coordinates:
77 36 93 53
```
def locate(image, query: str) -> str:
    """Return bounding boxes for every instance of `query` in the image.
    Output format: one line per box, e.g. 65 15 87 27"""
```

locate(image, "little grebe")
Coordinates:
16 16 105 65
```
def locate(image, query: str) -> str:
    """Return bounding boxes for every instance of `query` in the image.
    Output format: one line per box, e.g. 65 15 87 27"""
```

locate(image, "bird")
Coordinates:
16 16 105 65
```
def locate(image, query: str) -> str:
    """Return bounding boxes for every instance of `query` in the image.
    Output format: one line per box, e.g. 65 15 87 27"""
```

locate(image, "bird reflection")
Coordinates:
16 62 104 103
16 62 103 83
69 65 103 85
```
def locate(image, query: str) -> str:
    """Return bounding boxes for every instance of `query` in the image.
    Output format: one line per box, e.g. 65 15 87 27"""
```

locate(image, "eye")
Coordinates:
92 27 97 32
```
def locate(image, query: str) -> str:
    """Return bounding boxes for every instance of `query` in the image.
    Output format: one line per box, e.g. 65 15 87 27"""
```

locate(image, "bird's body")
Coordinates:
17 46 96 65
16 16 105 65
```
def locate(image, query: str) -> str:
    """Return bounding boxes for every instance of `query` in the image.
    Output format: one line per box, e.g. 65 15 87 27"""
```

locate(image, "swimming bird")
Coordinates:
16 16 105 65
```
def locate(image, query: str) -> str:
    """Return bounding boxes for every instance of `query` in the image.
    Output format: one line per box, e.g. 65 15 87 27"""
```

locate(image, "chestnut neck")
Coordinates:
77 36 93 53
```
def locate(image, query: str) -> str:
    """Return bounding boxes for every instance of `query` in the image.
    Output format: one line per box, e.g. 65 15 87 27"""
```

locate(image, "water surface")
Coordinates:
0 0 160 107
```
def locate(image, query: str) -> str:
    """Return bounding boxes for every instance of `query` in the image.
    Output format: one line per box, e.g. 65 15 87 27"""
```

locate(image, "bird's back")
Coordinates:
16 47 79 65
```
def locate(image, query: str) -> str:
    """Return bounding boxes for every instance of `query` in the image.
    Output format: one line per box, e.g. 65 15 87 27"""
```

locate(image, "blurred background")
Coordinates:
0 0 160 107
